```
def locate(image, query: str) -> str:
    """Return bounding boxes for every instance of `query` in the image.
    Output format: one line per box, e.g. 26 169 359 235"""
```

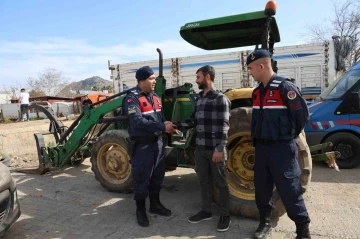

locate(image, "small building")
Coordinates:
29 96 75 104
29 96 82 116
0 91 15 104
73 92 114 104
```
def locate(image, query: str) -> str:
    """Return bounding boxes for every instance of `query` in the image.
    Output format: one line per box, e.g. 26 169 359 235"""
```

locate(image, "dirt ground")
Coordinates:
0 117 76 169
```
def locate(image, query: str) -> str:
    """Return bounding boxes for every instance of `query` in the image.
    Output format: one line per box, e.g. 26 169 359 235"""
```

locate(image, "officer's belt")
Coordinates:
131 136 160 144
256 138 291 146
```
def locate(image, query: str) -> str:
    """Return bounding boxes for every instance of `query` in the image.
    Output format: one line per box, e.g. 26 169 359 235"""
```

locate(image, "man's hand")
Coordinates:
212 151 224 163
164 121 178 134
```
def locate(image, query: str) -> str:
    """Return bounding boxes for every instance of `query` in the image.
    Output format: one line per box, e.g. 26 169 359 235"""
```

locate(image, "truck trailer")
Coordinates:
110 41 336 100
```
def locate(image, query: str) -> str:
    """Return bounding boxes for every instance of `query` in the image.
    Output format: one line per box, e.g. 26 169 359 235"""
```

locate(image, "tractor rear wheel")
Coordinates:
212 107 312 220
90 130 133 193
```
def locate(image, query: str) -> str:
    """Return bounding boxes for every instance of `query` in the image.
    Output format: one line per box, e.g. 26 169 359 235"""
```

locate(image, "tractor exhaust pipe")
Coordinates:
262 1 278 73
157 48 163 77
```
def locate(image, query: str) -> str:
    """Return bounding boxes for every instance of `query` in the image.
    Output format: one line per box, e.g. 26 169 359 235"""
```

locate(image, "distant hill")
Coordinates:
56 76 113 97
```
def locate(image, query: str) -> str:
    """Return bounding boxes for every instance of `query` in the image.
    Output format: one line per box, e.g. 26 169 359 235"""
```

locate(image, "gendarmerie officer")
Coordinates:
123 66 177 227
247 49 311 239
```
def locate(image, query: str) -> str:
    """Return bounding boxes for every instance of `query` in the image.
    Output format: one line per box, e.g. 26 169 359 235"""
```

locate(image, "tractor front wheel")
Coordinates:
90 130 133 193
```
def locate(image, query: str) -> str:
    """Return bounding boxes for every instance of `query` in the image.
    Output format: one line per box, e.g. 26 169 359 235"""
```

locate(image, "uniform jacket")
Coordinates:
123 86 165 138
251 75 309 141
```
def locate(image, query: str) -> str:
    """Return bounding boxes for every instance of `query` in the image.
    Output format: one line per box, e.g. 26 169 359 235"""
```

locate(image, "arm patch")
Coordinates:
287 90 297 100
128 105 136 114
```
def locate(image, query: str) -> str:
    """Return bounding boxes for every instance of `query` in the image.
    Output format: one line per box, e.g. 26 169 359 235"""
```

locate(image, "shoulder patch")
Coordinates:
287 90 297 100
269 76 286 89
269 83 280 88
130 90 138 95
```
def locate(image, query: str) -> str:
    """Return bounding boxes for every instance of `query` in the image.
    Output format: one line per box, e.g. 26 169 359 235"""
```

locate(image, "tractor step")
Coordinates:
177 164 195 169
172 140 186 148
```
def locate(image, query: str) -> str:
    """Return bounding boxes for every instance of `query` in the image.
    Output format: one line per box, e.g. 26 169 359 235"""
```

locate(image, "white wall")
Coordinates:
0 93 12 104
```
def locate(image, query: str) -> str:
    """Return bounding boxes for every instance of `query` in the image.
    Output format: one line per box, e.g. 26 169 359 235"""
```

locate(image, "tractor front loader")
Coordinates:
15 48 198 192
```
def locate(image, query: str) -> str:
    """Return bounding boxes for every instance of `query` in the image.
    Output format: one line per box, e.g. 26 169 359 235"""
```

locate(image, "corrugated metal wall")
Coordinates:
113 58 174 93
111 42 332 97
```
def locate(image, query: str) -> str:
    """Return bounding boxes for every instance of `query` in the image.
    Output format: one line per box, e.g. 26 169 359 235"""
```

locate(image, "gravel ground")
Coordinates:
274 161 360 238
2 161 359 239
1 119 360 238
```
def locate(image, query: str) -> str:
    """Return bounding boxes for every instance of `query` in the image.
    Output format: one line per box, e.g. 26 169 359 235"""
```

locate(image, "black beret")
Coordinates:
246 49 271 65
136 66 154 82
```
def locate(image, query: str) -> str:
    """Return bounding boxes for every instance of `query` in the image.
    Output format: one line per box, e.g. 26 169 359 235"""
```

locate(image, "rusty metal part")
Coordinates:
325 151 341 172
11 164 50 175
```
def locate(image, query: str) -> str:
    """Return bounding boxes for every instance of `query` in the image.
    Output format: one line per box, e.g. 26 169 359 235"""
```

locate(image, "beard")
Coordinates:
198 82 207 90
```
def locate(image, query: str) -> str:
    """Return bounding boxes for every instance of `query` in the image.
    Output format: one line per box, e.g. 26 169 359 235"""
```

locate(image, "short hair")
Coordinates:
21 88 25 92
196 65 215 82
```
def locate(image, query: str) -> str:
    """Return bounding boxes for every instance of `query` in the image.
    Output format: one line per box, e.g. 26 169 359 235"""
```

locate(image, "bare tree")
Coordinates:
28 89 46 98
27 68 69 96
1 80 26 101
307 0 360 65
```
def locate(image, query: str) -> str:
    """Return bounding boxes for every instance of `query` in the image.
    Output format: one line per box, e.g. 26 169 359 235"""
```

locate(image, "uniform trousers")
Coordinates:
131 137 165 201
254 139 310 225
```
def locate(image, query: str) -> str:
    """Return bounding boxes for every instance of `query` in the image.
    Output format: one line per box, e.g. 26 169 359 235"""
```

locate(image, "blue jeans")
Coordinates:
20 104 30 120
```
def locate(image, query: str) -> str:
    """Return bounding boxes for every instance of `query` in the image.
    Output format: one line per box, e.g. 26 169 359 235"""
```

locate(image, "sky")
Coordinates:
0 0 339 91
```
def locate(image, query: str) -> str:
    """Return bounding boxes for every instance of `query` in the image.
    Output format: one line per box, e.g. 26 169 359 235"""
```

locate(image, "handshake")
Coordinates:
164 121 181 135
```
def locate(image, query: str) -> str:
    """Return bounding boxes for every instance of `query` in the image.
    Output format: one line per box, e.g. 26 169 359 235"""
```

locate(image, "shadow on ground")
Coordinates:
310 160 360 184
3 161 262 239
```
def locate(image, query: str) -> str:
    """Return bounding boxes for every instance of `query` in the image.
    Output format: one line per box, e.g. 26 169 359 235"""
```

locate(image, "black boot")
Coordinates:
136 199 149 227
253 211 272 239
296 223 311 239
149 194 171 217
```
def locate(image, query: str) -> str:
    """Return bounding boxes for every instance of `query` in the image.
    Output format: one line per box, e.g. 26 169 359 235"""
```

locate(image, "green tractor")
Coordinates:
20 0 338 221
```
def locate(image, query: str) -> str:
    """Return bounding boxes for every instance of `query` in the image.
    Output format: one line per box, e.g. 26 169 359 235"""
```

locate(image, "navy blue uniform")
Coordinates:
251 75 311 226
123 86 166 201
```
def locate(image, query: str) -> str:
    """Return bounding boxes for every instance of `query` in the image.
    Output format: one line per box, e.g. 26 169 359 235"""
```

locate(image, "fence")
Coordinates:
0 101 80 122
